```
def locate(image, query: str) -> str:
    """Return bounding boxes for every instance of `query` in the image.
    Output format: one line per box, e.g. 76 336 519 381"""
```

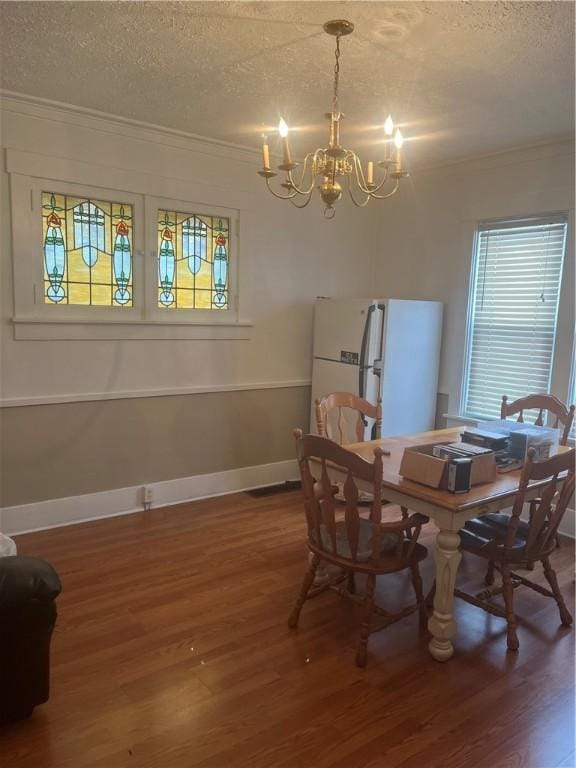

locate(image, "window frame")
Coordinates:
144 195 239 324
568 332 576 439
9 156 249 340
12 176 145 323
460 212 570 421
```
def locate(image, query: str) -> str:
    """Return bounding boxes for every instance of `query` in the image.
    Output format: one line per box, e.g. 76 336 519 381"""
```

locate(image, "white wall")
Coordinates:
372 140 575 417
7 97 571 418
0 95 376 405
1 95 574 537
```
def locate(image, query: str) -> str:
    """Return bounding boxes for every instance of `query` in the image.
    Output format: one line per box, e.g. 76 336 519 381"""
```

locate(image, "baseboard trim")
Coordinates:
1 460 299 535
557 508 575 540
3 464 572 541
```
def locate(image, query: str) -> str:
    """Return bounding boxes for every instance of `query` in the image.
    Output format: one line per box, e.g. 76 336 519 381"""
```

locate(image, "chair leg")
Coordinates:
410 563 427 634
347 571 356 595
355 572 376 668
288 553 320 628
542 556 573 627
501 565 519 651
312 556 331 586
485 560 495 586
555 533 561 549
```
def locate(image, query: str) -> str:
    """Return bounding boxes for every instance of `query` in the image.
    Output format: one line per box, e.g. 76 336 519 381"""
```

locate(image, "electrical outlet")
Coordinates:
142 485 153 505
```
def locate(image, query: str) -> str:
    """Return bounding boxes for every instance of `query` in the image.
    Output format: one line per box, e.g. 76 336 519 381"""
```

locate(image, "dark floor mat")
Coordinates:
245 480 301 497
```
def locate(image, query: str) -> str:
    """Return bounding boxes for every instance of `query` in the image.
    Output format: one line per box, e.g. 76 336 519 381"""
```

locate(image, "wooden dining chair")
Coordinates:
501 394 575 445
316 390 408 522
289 429 428 667
501 394 574 552
457 447 575 651
315 392 382 445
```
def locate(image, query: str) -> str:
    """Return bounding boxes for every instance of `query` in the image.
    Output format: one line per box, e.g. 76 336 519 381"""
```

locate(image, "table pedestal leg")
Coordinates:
428 529 462 662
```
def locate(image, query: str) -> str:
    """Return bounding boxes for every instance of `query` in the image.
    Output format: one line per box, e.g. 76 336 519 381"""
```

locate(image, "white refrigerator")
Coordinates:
310 297 443 438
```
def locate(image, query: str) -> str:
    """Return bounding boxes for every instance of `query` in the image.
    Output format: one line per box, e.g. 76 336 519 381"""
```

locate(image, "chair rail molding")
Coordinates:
0 379 312 408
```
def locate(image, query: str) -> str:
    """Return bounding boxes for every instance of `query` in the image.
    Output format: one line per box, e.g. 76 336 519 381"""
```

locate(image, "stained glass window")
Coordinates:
42 192 133 307
157 210 229 309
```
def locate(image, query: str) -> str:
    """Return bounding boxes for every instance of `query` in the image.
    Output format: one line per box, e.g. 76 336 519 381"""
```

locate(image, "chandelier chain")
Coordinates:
332 33 341 116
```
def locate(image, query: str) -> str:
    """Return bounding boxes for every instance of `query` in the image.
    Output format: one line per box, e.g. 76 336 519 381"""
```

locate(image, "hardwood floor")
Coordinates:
1 490 574 768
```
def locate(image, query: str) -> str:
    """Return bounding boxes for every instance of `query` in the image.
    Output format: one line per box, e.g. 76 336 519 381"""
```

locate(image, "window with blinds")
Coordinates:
462 216 568 420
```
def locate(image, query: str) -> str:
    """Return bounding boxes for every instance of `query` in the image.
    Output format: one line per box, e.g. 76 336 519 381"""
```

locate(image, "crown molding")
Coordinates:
0 89 262 166
2 89 573 176
410 135 575 176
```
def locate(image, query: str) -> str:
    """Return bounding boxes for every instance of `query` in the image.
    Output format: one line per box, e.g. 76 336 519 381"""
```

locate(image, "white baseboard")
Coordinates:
517 505 574 539
0 460 299 536
2 461 572 541
558 508 575 539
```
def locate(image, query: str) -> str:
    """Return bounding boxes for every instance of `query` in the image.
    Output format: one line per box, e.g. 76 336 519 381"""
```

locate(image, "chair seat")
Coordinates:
319 518 399 561
316 517 428 571
461 513 539 560
370 541 428 573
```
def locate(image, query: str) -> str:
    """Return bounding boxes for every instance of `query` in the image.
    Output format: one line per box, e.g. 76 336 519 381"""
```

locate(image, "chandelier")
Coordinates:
257 19 409 218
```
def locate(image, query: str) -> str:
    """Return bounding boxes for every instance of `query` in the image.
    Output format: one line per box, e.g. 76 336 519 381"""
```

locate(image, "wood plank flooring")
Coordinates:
1 490 574 768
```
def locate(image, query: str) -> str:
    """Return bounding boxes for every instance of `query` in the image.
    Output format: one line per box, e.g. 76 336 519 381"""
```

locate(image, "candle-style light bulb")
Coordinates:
394 129 404 168
367 161 374 186
383 115 394 160
278 118 292 166
261 134 270 170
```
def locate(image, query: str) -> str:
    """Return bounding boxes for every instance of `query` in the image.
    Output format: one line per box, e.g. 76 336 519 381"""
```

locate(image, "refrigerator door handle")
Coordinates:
373 303 386 380
358 304 376 401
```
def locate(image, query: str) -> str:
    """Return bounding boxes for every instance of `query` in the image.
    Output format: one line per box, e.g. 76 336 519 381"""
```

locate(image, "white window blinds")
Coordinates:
462 216 567 419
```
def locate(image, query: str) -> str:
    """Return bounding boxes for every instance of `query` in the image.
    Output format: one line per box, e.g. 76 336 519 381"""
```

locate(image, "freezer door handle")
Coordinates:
373 303 386 379
358 304 376 400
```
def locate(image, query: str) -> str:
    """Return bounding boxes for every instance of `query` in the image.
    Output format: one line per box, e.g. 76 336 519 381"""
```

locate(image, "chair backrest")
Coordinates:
507 448 575 561
293 429 423 566
315 392 382 445
501 394 575 446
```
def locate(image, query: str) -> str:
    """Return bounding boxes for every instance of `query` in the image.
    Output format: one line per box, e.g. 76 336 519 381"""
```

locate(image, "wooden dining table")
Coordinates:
333 427 571 662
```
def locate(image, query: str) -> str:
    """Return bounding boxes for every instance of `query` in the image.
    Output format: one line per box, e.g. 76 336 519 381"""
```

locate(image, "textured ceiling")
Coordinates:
0 1 574 168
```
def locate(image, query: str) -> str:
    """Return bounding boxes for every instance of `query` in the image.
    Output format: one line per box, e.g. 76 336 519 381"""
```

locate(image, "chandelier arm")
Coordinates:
346 171 371 208
289 191 314 209
265 177 300 200
287 153 317 196
350 153 390 195
366 177 401 200
348 188 371 208
350 153 369 193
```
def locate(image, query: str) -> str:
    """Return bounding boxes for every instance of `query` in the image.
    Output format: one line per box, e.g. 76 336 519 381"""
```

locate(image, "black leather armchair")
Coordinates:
0 556 62 722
